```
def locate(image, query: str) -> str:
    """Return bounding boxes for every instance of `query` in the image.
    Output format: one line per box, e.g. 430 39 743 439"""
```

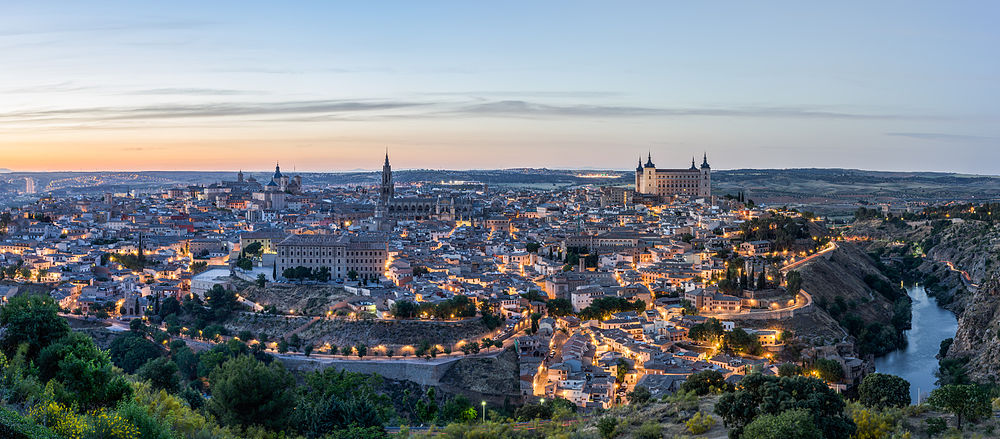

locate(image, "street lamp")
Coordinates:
481 401 486 423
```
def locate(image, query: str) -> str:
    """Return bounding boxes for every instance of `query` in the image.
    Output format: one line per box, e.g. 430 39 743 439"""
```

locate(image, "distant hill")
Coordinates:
0 168 11 173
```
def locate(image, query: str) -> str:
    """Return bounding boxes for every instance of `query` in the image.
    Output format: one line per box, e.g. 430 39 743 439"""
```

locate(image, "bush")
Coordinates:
924 417 947 437
635 421 662 439
207 355 295 430
742 409 821 439
597 416 618 439
858 373 910 408
686 411 716 435
0 407 62 439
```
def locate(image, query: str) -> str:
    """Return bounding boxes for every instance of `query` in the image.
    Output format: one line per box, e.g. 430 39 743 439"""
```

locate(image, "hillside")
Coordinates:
789 242 910 357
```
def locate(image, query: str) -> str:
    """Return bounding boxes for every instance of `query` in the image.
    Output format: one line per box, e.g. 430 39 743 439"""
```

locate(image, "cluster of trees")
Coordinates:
716 374 856 439
391 295 479 320
577 296 645 321
0 260 33 282
282 266 331 282
686 318 764 356
1 294 443 437
739 214 812 251
817 293 906 357
717 258 779 294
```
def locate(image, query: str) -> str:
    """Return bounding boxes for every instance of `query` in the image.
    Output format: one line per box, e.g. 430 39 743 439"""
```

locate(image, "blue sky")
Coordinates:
0 1 998 172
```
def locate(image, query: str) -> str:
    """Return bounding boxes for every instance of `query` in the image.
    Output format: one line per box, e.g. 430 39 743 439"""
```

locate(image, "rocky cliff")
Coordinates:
946 276 1000 382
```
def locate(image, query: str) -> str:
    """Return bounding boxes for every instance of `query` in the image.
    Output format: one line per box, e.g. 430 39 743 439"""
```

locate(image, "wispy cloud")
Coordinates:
886 132 995 141
446 100 918 120
0 100 428 124
0 97 929 128
122 88 266 96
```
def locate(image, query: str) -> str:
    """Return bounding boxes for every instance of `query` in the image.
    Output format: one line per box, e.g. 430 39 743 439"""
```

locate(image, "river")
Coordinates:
874 285 958 403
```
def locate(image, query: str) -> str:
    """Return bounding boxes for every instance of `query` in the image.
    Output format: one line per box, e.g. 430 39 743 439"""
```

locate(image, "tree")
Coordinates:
256 273 267 288
627 385 652 405
355 343 367 358
391 300 420 318
236 257 253 271
742 409 822 439
347 270 359 281
293 368 391 436
109 333 163 373
206 284 238 320
813 358 844 383
0 294 70 358
304 344 313 357
785 270 802 295
243 242 263 258
926 384 991 430
615 358 628 383
208 355 296 430
715 374 854 439
681 370 730 396
137 356 181 393
546 298 573 316
37 332 133 408
858 373 910 408
597 416 618 439
777 363 803 377
129 318 147 335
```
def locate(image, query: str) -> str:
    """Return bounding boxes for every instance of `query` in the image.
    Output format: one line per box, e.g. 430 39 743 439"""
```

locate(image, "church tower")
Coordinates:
380 152 394 204
699 152 711 198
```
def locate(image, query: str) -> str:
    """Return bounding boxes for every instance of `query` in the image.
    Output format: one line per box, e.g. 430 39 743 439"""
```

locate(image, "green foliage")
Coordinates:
137 357 181 393
0 295 70 359
546 298 573 316
681 370 730 396
784 270 802 295
926 384 991 430
813 358 845 383
739 214 811 251
741 408 821 439
206 284 238 320
627 385 652 405
724 328 763 356
685 410 716 435
392 300 420 318
858 373 910 408
108 334 163 373
37 332 133 409
636 420 663 439
924 417 947 437
207 355 295 430
596 416 618 439
0 406 62 439
578 296 645 320
715 374 855 439
688 318 725 344
776 363 802 377
293 368 391 436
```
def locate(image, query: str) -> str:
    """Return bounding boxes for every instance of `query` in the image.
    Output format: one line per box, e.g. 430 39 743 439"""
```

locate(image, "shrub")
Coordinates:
635 421 662 439
924 417 947 437
597 416 618 439
686 411 716 435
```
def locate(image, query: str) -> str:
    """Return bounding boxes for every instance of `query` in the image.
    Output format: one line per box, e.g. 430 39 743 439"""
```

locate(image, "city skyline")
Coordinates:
1 1 998 173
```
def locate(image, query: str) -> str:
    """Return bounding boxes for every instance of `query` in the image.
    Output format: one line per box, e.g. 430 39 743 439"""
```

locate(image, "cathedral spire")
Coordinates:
701 152 710 169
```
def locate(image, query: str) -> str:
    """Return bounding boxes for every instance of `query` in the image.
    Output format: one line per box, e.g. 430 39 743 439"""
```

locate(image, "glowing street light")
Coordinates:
481 401 487 423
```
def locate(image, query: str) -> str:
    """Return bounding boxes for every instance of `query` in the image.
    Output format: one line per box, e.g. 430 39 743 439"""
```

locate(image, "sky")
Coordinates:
0 1 998 173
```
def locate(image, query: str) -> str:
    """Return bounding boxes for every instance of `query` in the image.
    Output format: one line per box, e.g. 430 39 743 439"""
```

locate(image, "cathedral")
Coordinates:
376 153 474 222
634 153 711 200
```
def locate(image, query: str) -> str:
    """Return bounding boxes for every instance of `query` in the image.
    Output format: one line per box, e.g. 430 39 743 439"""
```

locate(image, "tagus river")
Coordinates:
874 285 958 403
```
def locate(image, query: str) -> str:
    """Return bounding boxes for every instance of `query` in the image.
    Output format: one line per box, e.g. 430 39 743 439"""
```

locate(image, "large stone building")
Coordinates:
376 153 474 222
275 233 388 280
635 153 711 199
